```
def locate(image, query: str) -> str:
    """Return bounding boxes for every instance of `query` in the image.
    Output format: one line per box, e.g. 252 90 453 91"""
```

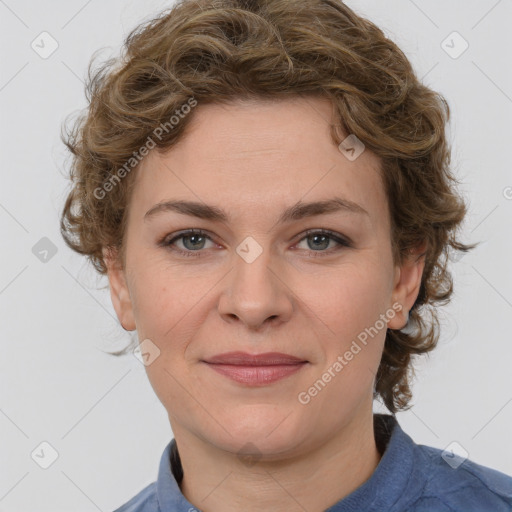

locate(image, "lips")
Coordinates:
203 351 307 365
202 351 308 386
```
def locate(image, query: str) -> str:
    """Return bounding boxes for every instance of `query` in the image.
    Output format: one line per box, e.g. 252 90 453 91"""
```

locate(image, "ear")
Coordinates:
103 247 136 331
387 243 427 330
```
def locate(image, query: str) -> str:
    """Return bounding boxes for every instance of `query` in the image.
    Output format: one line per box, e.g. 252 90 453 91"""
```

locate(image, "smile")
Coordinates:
203 361 308 386
201 351 309 386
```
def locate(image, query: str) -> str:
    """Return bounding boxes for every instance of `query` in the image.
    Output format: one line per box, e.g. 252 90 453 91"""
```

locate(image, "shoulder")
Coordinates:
404 442 512 512
113 482 158 512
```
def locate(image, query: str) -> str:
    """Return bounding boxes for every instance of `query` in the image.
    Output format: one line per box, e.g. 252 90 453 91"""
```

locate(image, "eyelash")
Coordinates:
159 228 352 258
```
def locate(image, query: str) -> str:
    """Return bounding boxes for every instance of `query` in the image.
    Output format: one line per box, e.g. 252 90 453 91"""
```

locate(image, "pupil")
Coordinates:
309 234 329 250
185 234 204 250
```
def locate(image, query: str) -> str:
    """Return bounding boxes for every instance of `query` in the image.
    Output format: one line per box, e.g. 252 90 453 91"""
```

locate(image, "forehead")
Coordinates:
130 96 387 229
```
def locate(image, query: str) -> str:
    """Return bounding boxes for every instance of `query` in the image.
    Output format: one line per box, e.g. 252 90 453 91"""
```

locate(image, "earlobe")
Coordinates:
387 244 426 330
103 247 136 331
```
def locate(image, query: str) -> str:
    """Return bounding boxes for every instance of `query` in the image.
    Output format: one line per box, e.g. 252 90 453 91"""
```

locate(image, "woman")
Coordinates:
60 0 512 510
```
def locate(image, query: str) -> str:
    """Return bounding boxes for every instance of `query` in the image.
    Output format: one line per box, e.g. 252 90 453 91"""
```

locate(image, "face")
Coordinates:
105 96 424 459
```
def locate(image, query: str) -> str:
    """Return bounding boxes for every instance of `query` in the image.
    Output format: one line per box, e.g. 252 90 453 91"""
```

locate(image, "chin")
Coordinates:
205 410 307 459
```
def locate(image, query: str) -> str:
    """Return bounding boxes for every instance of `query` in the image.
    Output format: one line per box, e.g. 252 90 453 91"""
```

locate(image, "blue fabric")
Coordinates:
113 413 512 511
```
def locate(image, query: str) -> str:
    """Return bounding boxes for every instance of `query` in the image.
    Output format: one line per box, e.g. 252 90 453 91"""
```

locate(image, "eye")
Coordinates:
294 229 352 257
161 229 216 257
160 228 352 258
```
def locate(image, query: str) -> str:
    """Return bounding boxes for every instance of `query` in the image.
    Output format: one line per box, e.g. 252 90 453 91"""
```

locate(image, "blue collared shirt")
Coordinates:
113 414 512 511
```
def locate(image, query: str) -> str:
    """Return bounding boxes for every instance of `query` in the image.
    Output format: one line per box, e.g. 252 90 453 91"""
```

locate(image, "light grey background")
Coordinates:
0 0 511 510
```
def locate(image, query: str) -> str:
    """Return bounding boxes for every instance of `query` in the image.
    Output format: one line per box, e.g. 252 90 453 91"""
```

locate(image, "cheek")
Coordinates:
306 263 391 346
300 268 389 414
129 266 195 340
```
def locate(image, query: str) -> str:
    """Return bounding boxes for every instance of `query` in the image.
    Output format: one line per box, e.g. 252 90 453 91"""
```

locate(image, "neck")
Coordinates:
172 409 382 512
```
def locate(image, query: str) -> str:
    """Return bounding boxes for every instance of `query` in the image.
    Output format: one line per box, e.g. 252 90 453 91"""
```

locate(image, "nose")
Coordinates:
217 240 294 330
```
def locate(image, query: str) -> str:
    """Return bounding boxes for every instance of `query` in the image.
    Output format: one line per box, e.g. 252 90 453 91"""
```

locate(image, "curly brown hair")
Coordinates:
60 0 478 414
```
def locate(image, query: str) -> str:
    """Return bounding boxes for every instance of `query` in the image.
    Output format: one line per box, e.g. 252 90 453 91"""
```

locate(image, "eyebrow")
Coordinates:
144 196 369 225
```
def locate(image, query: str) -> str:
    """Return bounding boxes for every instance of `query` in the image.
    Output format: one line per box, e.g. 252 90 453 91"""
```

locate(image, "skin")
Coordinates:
104 96 425 512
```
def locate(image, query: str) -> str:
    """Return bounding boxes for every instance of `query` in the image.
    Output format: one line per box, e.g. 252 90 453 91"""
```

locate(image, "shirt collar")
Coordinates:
326 413 414 511
156 413 413 511
156 434 194 510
